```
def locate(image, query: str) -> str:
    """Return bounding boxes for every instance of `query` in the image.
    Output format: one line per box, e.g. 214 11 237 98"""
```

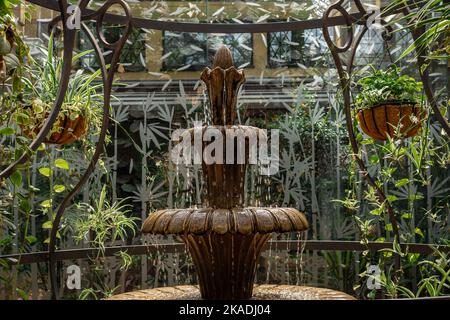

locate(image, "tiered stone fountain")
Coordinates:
109 47 354 300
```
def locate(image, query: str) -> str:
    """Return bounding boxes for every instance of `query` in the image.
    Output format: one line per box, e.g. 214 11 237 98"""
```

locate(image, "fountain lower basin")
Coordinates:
107 285 355 300
142 207 308 299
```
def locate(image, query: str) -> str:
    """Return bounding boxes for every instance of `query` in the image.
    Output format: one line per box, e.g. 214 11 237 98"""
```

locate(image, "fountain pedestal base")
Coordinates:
182 232 270 300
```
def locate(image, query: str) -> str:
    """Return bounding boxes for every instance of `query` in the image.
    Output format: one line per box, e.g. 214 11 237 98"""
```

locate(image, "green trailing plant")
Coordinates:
355 66 423 110
0 1 31 170
65 185 138 299
0 1 31 130
71 185 138 254
360 241 450 299
339 87 449 298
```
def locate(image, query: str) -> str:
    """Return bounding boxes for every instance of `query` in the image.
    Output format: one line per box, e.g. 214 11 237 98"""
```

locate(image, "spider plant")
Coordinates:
15 32 103 141
70 185 138 255
384 0 450 62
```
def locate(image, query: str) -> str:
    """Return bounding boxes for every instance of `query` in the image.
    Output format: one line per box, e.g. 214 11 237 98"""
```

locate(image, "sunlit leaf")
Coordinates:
55 158 70 170
39 167 52 177
53 185 66 193
40 200 52 208
42 220 53 229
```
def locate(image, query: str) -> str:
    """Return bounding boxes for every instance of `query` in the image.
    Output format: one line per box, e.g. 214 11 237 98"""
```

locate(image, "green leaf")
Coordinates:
53 185 66 193
0 127 15 135
408 253 420 264
15 112 29 125
386 195 398 203
38 167 52 177
16 288 29 300
385 223 393 231
42 220 53 229
40 199 52 208
370 207 383 216
395 178 410 188
415 227 425 238
54 158 70 170
25 235 37 245
10 170 22 187
409 193 424 201
402 213 413 219
361 138 374 145
20 199 32 213
369 154 379 164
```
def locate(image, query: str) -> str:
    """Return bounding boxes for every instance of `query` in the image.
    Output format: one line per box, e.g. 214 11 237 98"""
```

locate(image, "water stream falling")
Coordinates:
295 230 308 286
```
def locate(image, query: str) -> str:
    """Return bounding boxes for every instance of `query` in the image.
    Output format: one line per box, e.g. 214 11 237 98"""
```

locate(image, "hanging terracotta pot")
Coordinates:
356 102 426 141
22 113 88 145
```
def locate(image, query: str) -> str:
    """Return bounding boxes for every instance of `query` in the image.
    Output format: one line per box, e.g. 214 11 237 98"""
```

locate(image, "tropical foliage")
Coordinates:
355 66 423 109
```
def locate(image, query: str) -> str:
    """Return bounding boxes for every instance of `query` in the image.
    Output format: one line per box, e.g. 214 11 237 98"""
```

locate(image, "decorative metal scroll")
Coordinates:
0 0 445 299
48 0 133 300
0 0 133 299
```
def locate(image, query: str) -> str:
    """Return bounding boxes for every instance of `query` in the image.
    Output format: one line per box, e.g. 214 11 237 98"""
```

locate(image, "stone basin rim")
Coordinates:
107 284 356 300
141 207 309 236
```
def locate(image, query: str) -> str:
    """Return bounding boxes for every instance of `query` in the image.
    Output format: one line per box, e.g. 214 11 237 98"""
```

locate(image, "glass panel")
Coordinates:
355 28 385 66
268 28 327 68
85 0 338 22
162 32 252 71
79 23 147 72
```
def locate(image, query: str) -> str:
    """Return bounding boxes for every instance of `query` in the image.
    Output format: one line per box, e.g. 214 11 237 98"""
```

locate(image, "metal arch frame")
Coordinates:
0 0 134 299
0 0 446 299
321 0 449 254
48 0 133 300
321 0 401 242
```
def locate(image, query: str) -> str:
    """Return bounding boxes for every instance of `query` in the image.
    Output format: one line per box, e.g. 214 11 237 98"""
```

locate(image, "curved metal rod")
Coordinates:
401 7 450 137
322 0 401 241
27 0 390 33
0 0 74 181
47 0 133 300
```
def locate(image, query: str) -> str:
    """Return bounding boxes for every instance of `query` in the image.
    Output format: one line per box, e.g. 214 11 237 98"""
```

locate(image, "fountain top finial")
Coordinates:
201 45 245 126
212 45 234 69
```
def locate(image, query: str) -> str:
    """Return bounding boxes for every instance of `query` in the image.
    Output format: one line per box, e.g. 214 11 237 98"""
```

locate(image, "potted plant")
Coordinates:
355 66 426 141
15 33 103 145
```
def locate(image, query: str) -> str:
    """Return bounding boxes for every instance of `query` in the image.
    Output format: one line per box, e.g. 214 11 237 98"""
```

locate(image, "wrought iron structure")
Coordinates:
0 0 448 299
79 21 147 72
